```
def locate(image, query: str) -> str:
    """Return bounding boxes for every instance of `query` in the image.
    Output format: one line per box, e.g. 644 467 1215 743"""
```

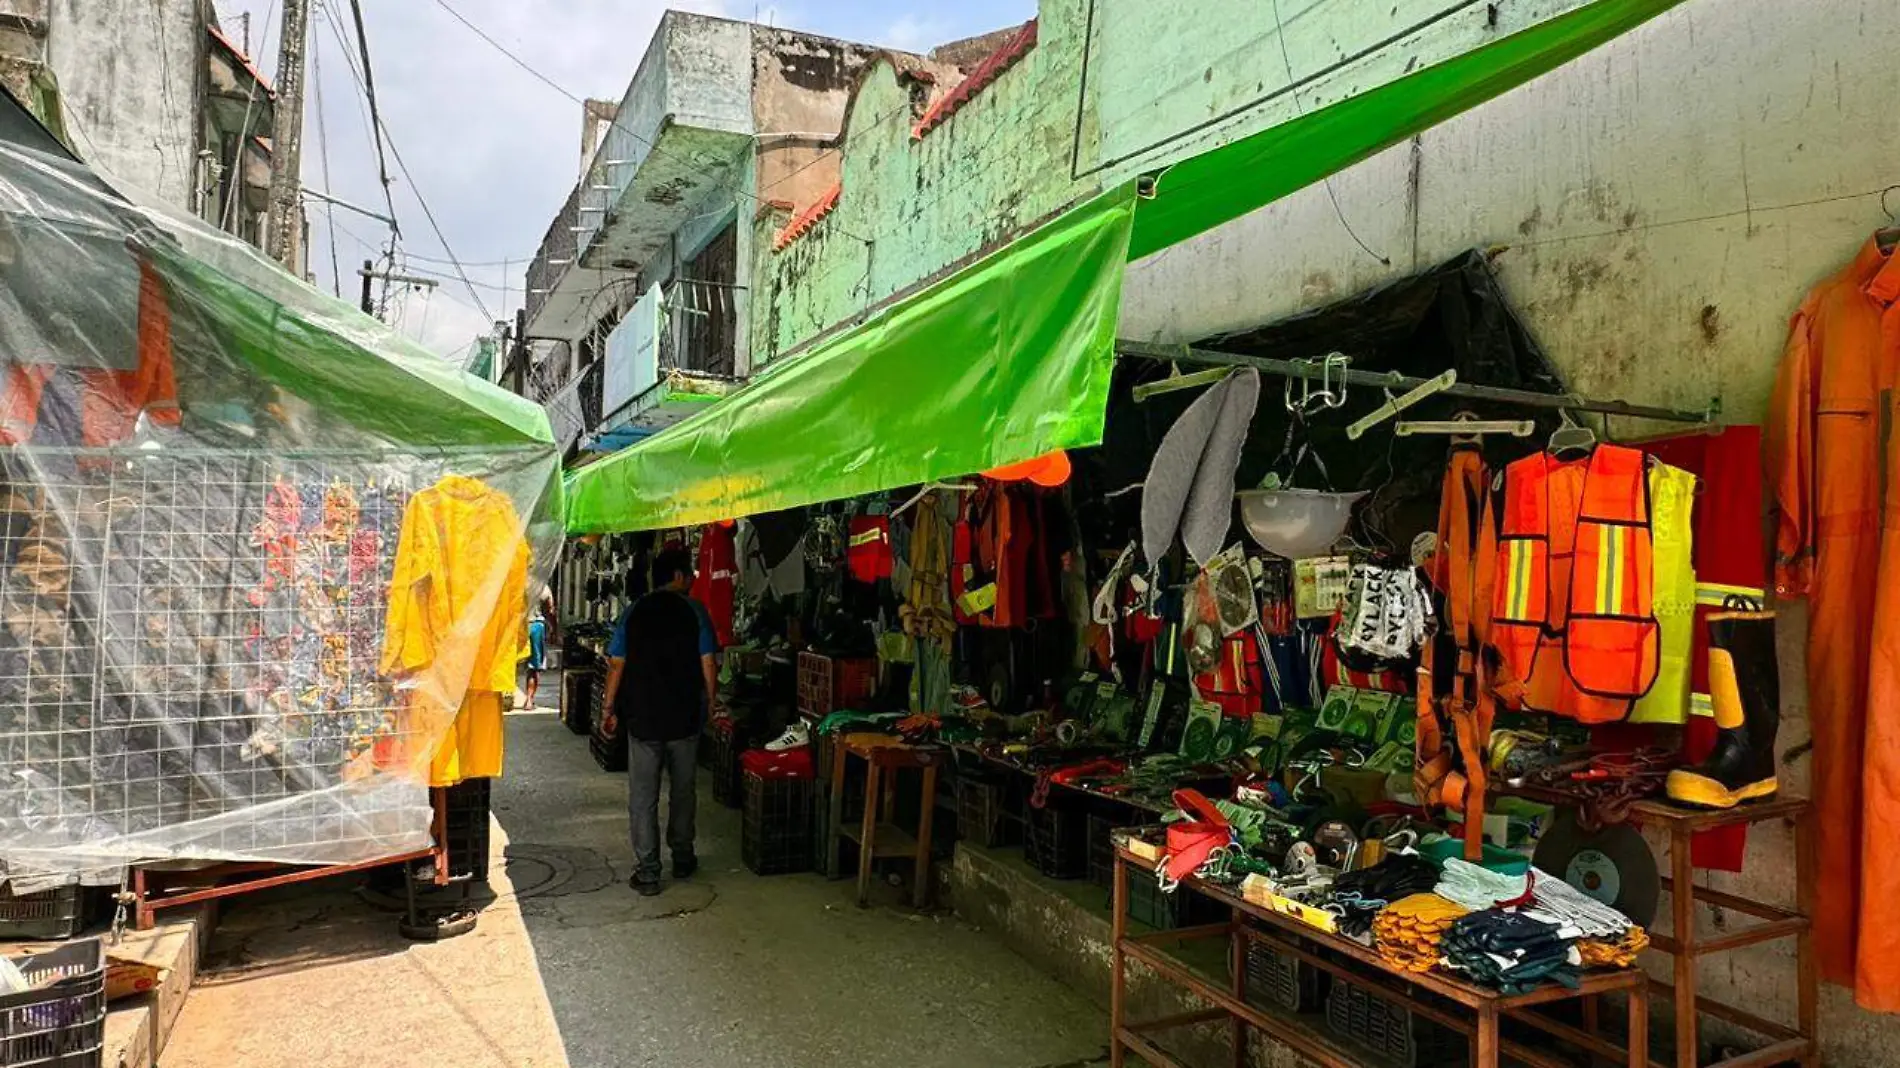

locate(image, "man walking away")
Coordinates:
602 548 719 896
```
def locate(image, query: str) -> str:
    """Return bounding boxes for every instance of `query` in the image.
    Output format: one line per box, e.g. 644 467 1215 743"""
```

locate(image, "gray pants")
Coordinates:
628 734 699 881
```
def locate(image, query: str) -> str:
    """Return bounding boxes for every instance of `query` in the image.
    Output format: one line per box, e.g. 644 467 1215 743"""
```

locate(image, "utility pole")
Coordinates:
265 0 310 271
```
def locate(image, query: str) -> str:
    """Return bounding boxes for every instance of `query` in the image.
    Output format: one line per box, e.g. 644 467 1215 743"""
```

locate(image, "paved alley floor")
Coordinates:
494 699 1110 1068
166 678 1108 1067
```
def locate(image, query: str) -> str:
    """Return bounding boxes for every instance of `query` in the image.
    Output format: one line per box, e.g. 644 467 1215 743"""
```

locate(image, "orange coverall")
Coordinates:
1767 235 1900 1009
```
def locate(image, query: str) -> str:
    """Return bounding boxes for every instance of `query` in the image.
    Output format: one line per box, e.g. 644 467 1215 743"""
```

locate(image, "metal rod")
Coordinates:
1116 341 1717 425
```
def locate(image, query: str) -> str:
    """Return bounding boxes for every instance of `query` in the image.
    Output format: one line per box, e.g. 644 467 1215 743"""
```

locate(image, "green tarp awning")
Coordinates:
564 0 1686 533
562 185 1138 534
1127 0 1686 260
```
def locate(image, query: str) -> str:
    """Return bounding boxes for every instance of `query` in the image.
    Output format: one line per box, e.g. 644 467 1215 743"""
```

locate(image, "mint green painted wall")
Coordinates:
749 0 1595 363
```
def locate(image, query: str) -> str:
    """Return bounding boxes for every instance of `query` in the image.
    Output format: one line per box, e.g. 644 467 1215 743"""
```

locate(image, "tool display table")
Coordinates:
1110 845 1649 1068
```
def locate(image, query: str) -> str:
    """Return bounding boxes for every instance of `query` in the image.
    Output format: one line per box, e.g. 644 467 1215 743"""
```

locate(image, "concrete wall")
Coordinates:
748 0 1619 365
44 0 203 210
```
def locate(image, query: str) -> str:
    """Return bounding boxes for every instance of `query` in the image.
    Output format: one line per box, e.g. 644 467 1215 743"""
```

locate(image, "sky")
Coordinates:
217 0 1036 360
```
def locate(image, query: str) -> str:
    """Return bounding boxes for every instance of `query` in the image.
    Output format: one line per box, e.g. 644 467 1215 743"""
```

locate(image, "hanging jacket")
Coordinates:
1491 444 1659 724
846 515 893 584
691 522 737 648
1767 235 1900 1007
1644 426 1766 871
1629 462 1697 725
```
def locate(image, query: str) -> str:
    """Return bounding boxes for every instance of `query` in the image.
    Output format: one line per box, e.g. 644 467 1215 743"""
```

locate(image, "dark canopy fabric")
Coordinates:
1073 251 1567 553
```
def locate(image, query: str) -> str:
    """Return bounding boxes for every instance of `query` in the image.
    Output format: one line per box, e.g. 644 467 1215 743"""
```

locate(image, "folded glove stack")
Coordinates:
1373 893 1469 973
1577 926 1650 969
1441 909 1581 995
1330 854 1443 936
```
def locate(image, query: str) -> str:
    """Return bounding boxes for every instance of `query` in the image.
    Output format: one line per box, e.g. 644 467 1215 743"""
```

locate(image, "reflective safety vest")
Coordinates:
1491 444 1660 724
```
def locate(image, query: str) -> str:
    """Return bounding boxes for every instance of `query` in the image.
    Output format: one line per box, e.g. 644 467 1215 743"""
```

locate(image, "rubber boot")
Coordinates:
1666 609 1779 808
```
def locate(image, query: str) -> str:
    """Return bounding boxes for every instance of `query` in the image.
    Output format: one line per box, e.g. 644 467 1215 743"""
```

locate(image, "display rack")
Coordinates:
1109 844 1650 1068
0 448 484 923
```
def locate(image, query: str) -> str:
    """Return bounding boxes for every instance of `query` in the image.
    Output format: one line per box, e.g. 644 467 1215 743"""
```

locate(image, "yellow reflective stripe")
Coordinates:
1506 541 1533 619
1594 525 1614 614
1689 692 1714 718
848 530 884 547
1696 582 1765 607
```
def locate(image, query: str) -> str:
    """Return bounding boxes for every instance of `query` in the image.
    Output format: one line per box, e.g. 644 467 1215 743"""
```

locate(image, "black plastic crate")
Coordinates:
1246 938 1325 1014
0 937 105 1067
588 671 627 772
741 772 815 876
955 776 1020 848
443 778 492 881
0 885 85 942
1127 871 1228 930
708 725 750 809
561 669 595 736
1024 801 1088 880
1324 975 1466 1068
1086 809 1142 891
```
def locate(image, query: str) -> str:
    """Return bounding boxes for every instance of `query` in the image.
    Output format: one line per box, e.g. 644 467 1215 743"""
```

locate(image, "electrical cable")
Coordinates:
1268 0 1391 267
311 29 343 298
317 7 492 321
345 0 401 239
220 1 278 232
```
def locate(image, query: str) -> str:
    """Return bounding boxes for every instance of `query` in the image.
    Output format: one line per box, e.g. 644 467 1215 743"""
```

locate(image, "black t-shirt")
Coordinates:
612 591 708 742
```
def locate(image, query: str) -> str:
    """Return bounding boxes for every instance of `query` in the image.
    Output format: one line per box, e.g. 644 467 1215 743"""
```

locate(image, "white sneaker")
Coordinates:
764 723 810 751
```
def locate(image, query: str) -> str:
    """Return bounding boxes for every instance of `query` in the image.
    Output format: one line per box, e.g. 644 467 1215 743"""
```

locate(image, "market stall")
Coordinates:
0 100 560 928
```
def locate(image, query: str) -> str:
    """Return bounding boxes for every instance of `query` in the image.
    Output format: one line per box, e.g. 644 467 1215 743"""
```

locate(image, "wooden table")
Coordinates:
1504 789 1817 1068
1110 845 1649 1068
825 735 945 908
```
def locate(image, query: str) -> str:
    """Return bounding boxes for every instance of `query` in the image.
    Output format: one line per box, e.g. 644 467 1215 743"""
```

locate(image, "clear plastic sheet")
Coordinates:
0 133 560 877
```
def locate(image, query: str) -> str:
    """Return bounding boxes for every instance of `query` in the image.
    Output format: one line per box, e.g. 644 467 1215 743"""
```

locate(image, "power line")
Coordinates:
344 0 401 239
316 6 492 321
220 0 278 232
311 28 343 297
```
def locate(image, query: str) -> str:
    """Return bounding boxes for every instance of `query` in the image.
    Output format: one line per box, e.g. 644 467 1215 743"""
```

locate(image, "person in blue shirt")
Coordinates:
602 548 720 895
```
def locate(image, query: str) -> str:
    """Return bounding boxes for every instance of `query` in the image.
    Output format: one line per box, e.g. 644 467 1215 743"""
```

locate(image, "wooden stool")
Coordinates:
825 734 943 908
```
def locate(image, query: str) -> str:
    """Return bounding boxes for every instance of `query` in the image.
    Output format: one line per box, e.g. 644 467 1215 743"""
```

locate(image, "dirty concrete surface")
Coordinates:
165 676 1109 1067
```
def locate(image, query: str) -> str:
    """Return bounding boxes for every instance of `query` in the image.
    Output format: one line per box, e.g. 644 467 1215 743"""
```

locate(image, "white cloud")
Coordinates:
883 13 953 52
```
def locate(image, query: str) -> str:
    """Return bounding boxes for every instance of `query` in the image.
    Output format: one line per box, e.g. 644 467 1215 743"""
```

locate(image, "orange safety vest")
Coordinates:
1491 444 1660 724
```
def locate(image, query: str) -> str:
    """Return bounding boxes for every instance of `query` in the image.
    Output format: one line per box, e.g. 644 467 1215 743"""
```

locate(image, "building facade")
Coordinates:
0 0 282 254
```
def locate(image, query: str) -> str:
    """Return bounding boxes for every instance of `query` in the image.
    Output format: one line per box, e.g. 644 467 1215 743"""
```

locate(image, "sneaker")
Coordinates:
630 876 662 897
764 722 810 751
672 855 698 880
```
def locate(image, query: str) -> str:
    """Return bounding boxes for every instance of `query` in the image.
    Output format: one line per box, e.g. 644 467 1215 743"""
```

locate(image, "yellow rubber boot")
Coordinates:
1666 608 1779 809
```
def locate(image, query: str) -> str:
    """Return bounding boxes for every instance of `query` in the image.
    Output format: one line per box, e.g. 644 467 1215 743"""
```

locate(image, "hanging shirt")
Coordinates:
1767 236 1900 1007
691 522 737 648
382 475 530 785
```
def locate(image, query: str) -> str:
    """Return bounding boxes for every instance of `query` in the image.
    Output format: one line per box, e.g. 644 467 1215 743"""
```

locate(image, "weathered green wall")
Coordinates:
748 0 1600 363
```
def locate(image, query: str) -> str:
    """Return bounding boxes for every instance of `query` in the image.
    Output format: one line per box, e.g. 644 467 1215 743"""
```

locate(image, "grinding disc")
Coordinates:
1532 808 1660 928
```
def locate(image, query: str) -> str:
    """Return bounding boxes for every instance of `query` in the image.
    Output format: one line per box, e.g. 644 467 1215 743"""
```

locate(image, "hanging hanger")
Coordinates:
1346 370 1457 440
890 480 977 519
1879 186 1900 254
1132 365 1233 403
1547 407 1598 458
1395 412 1535 441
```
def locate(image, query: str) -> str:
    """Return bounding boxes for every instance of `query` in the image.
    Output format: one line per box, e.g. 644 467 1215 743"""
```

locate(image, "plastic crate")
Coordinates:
0 885 85 942
955 776 1021 848
1024 801 1088 880
1127 872 1228 930
796 652 877 719
1324 975 1466 1068
1246 938 1325 1014
443 778 492 881
561 669 595 736
0 937 105 1067
741 772 815 876
588 671 627 772
1087 809 1142 891
708 723 750 809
